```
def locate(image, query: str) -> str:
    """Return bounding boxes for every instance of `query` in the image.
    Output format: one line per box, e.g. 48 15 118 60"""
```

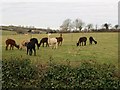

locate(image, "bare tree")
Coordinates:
86 24 93 30
73 18 85 31
60 19 72 31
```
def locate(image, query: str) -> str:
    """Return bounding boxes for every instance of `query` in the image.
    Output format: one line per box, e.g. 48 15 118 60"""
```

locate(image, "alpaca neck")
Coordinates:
60 33 62 37
48 35 50 44
15 44 19 49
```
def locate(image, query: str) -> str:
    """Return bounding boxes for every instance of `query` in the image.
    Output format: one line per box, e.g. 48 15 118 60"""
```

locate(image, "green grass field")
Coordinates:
2 31 118 67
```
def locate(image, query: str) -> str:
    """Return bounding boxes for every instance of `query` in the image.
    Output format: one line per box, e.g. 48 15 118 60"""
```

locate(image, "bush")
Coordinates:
2 58 120 89
2 58 40 89
40 61 120 89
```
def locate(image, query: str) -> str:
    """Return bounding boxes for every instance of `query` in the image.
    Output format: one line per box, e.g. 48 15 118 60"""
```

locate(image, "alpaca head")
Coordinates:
16 45 20 49
76 42 79 46
94 41 97 44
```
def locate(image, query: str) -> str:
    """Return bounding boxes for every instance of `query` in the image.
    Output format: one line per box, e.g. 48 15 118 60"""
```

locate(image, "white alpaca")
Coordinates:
19 40 29 50
48 33 58 49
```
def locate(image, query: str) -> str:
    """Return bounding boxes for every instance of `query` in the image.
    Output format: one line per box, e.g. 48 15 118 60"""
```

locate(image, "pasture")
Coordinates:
2 31 118 67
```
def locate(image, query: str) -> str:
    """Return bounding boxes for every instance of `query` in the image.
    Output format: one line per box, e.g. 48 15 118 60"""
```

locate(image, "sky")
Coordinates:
0 0 119 29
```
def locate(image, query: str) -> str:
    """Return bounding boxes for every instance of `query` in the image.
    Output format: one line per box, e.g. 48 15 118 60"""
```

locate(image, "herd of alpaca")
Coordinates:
76 36 97 46
5 33 97 56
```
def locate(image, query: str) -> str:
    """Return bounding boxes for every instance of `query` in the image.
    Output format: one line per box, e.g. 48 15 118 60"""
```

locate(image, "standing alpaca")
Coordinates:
38 37 49 47
5 39 19 50
77 37 87 46
27 41 36 56
30 38 39 49
56 33 63 46
48 33 58 49
89 36 97 44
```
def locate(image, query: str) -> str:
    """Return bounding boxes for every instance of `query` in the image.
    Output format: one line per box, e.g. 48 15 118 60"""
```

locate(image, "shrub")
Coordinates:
2 57 40 89
2 58 120 89
40 61 120 89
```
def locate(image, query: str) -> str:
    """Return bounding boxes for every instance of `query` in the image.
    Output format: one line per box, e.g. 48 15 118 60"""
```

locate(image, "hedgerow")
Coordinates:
2 58 40 89
2 58 120 89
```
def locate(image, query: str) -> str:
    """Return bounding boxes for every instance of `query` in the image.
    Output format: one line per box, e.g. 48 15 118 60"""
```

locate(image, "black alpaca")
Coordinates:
77 37 87 46
38 37 49 47
27 41 36 56
30 38 39 49
89 36 97 45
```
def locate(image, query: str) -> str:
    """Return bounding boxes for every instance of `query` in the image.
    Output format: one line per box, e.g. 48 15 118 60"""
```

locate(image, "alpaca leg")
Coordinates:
51 45 54 49
60 41 62 46
56 43 58 49
84 41 86 46
60 42 62 46
33 48 36 56
58 42 60 46
10 45 12 50
81 42 82 46
6 45 8 50
46 42 47 47
43 43 44 47
27 48 29 55
29 49 32 56
89 41 92 45
12 45 14 50
47 42 49 47
91 41 93 44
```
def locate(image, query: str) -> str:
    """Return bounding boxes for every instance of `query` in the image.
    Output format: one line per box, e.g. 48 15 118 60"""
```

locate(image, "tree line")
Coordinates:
1 18 120 34
60 18 119 32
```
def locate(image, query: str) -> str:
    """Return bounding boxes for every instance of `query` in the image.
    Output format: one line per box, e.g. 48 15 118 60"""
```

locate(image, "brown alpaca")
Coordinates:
56 33 63 46
5 39 19 50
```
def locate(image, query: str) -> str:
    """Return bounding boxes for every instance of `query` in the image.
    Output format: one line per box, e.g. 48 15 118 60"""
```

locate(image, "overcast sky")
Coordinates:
0 0 119 29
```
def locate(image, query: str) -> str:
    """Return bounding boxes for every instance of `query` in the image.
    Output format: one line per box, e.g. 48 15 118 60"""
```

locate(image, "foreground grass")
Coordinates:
2 32 118 66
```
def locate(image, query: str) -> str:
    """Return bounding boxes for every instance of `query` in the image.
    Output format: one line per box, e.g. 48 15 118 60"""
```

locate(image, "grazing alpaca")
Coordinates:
56 33 63 46
77 37 87 46
5 39 19 50
27 41 36 56
48 33 58 49
38 37 49 47
89 36 97 44
20 40 29 50
30 38 39 49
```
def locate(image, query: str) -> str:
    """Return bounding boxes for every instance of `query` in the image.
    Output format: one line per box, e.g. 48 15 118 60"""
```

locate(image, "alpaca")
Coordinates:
5 39 19 50
30 38 39 49
77 37 87 46
19 40 29 50
48 33 58 49
27 41 36 56
89 36 97 44
38 37 49 47
56 33 63 46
